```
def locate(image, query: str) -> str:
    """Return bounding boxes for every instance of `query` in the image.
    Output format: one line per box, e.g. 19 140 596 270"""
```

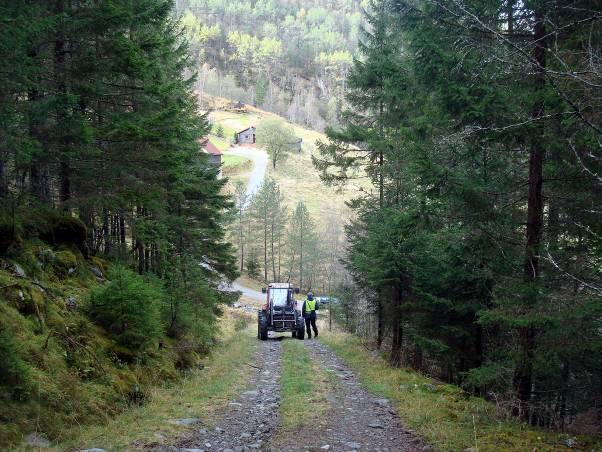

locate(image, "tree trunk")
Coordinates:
271 222 276 281
376 298 384 349
0 158 7 197
55 0 71 208
514 5 546 418
299 227 304 290
264 218 268 281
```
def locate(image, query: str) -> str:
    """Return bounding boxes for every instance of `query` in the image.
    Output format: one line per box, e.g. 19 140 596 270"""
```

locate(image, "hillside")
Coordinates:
205 97 357 220
179 0 361 131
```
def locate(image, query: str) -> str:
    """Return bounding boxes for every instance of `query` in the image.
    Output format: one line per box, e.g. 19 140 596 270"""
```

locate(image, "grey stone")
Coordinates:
248 444 261 450
240 433 252 439
13 263 26 278
169 418 201 426
24 433 50 448
90 266 104 278
564 438 577 448
65 296 78 310
81 449 107 452
423 384 437 392
345 442 361 450
68 267 77 274
374 398 389 407
368 421 384 429
321 446 331 450
179 449 204 452
223 449 235 452
243 390 258 397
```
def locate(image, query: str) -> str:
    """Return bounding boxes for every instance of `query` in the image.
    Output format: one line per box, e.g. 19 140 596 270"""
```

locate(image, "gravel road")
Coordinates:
231 281 265 302
165 339 283 452
226 146 268 202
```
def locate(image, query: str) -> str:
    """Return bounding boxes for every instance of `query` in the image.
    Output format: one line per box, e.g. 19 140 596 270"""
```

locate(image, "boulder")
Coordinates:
24 433 51 448
13 263 26 278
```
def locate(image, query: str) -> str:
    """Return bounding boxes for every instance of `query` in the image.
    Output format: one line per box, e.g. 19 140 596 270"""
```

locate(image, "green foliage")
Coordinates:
215 123 225 137
248 177 288 281
0 329 31 399
256 118 297 169
287 201 318 290
88 267 164 355
181 0 360 128
313 0 602 428
245 250 261 279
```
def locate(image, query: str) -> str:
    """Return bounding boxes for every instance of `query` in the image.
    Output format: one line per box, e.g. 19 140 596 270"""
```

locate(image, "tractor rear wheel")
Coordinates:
258 311 268 341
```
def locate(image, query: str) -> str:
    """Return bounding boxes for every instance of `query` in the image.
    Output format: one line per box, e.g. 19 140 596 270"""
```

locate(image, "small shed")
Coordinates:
200 138 222 174
235 126 256 144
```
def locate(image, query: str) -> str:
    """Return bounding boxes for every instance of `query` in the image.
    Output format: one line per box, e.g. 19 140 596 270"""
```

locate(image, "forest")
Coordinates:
176 0 363 130
316 0 602 431
0 0 238 444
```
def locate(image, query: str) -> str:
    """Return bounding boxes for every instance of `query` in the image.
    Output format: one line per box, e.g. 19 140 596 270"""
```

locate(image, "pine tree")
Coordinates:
287 201 317 290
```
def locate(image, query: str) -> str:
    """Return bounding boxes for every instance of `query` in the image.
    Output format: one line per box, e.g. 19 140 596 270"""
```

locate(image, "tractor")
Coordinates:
257 282 305 340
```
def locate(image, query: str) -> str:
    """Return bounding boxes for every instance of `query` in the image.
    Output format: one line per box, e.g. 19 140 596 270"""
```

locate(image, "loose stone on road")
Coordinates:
289 339 425 452
163 338 283 452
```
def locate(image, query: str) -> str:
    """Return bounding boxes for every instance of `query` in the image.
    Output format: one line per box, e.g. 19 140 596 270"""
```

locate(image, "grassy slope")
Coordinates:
0 237 256 450
317 323 601 452
56 313 256 451
207 107 357 220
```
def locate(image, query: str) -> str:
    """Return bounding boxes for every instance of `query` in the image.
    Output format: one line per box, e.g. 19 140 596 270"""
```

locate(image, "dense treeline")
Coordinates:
316 0 601 430
176 0 363 130
0 0 236 357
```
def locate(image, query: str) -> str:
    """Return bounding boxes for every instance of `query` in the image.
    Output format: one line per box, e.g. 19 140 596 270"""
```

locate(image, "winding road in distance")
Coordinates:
226 145 268 203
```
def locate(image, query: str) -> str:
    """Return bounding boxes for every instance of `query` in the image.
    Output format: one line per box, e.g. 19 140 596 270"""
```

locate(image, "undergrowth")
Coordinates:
0 233 242 449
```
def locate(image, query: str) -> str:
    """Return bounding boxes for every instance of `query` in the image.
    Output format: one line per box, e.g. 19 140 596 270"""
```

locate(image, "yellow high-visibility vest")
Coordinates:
306 299 316 312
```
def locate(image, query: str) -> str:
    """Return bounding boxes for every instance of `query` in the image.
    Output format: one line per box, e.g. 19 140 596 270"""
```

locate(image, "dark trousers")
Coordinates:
305 317 318 337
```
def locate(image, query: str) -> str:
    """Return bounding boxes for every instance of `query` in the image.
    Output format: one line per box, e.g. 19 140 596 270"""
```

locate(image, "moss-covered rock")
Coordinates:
54 250 78 274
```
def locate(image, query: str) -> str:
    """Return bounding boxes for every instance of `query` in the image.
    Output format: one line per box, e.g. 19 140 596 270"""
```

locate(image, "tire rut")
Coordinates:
297 339 427 452
161 338 283 452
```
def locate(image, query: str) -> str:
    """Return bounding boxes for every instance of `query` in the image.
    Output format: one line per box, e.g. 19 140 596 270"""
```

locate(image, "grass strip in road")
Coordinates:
319 329 601 452
56 311 257 451
276 339 333 441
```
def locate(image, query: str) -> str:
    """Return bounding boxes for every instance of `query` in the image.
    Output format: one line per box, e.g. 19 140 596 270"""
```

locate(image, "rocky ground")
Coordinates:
294 339 426 452
156 332 426 452
160 338 283 452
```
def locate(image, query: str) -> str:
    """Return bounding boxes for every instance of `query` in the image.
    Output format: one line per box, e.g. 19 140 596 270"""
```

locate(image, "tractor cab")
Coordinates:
258 282 305 340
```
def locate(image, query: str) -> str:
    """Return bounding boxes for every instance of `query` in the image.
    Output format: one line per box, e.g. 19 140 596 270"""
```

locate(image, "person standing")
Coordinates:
302 292 319 338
